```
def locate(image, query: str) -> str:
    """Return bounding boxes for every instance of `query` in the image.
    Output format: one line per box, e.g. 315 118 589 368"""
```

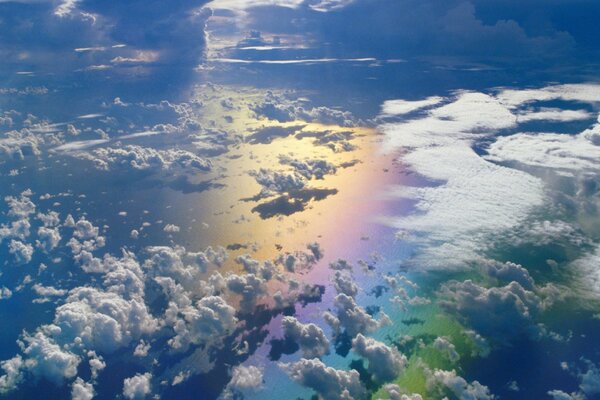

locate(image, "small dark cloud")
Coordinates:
251 188 338 219
246 125 306 144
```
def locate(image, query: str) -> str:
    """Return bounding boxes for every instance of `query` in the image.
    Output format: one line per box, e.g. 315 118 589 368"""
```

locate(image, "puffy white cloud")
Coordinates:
281 358 365 400
250 91 360 127
77 145 211 173
8 240 33 264
36 226 61 252
123 372 152 400
51 286 158 353
226 273 267 313
324 293 390 338
279 155 337 180
432 337 460 363
224 365 264 397
163 224 180 233
19 331 80 385
282 316 330 359
352 334 407 383
0 356 24 394
250 168 306 196
547 390 583 400
439 280 540 341
0 287 12 300
332 270 358 297
381 384 423 400
166 295 238 351
71 377 94 400
133 340 150 357
427 369 494 400
481 260 534 290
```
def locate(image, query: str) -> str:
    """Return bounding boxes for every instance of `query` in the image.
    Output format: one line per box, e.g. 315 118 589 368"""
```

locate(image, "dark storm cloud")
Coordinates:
240 0 600 63
0 0 211 83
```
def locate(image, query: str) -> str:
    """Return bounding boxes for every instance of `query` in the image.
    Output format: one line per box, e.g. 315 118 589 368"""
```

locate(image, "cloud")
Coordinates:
123 372 152 400
224 365 264 398
438 280 540 341
427 369 494 400
486 124 600 175
324 293 390 338
19 331 81 385
432 337 460 363
9 240 34 264
380 90 544 267
0 0 212 85
281 358 365 400
166 295 238 351
71 378 95 400
351 334 407 383
281 316 330 358
77 145 212 173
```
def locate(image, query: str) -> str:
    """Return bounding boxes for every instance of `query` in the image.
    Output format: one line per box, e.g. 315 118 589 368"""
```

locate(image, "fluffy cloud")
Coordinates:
432 337 460 363
51 286 158 353
9 240 34 264
427 369 494 400
224 365 264 398
166 295 238 351
324 293 390 338
438 280 540 341
281 358 365 400
123 372 152 400
351 334 407 383
78 145 211 173
281 316 330 359
71 378 95 400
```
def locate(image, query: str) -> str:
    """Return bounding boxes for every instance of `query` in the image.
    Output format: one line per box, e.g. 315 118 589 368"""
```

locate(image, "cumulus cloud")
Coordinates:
223 365 264 398
166 295 238 351
123 372 152 400
9 240 34 264
281 358 365 400
281 316 330 359
77 145 211 173
324 293 390 338
71 377 95 400
352 334 407 383
427 369 494 400
439 280 540 341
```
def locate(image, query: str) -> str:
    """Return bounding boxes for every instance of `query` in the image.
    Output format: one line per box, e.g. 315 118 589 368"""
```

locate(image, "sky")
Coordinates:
1 1 600 400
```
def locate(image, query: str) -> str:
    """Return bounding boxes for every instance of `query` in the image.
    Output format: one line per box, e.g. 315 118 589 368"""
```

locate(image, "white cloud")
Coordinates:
123 372 152 400
324 293 390 338
380 90 547 267
352 334 407 383
282 316 330 359
427 369 494 400
71 377 94 400
381 97 444 116
281 358 365 400
496 84 600 108
439 280 540 341
19 331 80 385
486 125 600 175
9 240 33 264
225 365 264 397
